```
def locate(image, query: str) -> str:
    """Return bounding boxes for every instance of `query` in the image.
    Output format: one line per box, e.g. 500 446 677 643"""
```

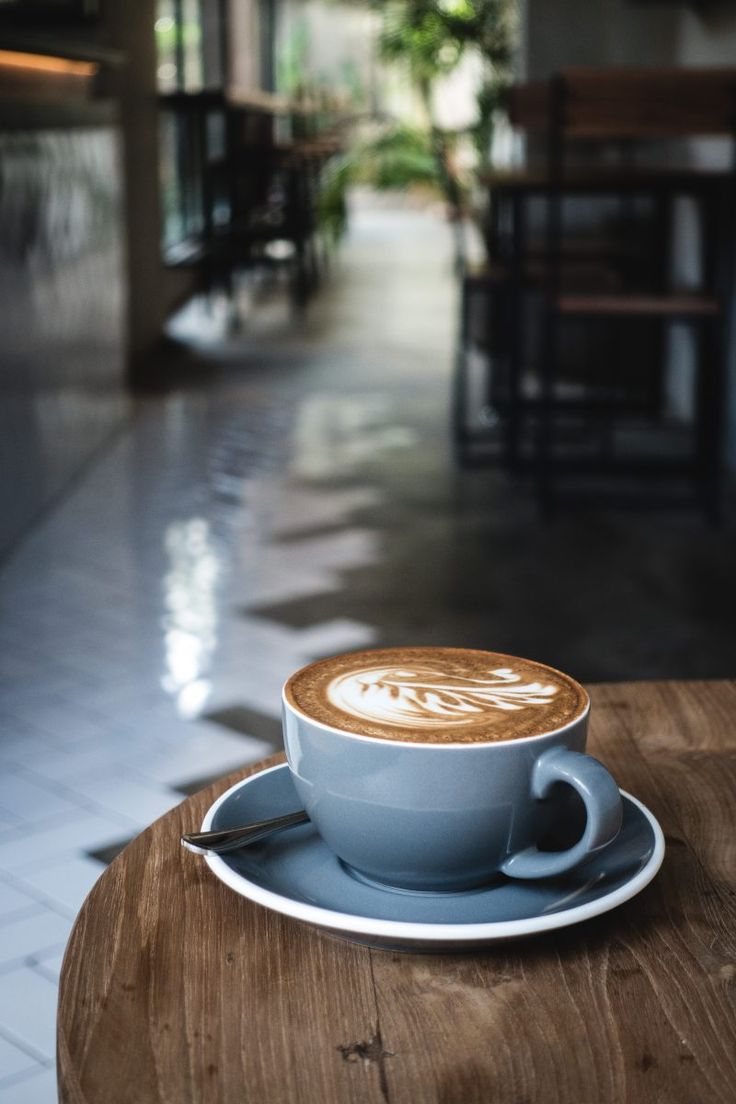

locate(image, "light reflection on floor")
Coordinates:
161 518 220 718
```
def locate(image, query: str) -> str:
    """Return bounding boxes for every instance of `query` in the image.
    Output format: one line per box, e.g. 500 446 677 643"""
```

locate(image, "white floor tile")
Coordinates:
219 650 295 687
0 650 40 682
0 967 58 1059
0 1064 56 1103
29 948 64 983
131 731 271 786
105 708 221 747
0 812 136 874
0 880 40 923
0 679 73 716
266 485 381 535
0 731 57 770
60 772 181 827
205 672 285 719
0 646 101 685
237 567 340 606
15 856 104 917
0 809 19 832
0 694 71 731
73 681 167 721
3 701 107 747
16 852 104 914
0 1033 41 1083
264 528 378 573
0 772 87 824
19 743 127 784
0 907 72 968
295 618 378 657
214 624 303 673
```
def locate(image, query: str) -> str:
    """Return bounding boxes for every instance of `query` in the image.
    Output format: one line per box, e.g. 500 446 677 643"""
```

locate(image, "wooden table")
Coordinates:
57 681 736 1103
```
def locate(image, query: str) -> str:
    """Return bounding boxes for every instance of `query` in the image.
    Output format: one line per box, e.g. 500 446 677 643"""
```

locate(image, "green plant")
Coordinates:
315 1 516 251
381 0 513 195
316 125 439 242
359 124 439 189
276 18 311 99
317 154 354 243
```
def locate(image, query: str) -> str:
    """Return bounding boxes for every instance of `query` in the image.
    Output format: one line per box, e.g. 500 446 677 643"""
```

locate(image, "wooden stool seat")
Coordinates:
557 293 721 317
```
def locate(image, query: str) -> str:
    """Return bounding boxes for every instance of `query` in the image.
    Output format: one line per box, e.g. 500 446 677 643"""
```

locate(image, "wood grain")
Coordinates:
507 69 736 139
58 683 736 1104
557 294 721 317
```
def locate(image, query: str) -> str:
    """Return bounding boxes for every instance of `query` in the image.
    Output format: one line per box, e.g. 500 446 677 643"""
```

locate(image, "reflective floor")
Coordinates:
1 198 735 1101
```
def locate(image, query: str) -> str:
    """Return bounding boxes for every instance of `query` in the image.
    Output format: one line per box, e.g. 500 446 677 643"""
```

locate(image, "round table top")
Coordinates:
57 680 736 1104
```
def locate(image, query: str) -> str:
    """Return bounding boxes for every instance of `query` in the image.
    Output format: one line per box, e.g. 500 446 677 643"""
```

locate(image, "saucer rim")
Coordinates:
201 763 665 942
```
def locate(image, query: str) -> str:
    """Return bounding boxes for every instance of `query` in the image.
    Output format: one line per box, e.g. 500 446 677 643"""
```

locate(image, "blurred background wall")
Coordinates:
2 0 736 564
0 57 128 559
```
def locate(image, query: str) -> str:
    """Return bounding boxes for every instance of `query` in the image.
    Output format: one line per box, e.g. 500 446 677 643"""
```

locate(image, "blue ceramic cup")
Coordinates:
282 650 623 892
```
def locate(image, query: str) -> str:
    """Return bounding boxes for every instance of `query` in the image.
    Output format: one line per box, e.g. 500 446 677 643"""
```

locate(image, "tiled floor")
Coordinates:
1 204 434 1099
0 389 385 1096
1 197 736 1100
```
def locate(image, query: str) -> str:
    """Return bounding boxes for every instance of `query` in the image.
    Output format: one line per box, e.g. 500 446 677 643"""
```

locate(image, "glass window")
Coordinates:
155 0 178 93
181 0 204 92
157 0 225 255
156 0 225 94
201 0 225 89
159 111 185 250
159 111 205 253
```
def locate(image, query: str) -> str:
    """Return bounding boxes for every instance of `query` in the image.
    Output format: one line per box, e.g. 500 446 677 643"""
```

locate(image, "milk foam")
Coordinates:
327 665 558 728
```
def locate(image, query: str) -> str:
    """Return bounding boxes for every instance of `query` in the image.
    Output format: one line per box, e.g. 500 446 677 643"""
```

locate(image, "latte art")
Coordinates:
328 666 559 728
284 647 588 744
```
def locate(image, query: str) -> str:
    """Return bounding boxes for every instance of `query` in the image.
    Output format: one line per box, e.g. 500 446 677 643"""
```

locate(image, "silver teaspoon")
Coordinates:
181 810 309 855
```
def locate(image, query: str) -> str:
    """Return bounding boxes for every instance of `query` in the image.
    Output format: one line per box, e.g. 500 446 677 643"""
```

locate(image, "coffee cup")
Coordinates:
282 647 622 892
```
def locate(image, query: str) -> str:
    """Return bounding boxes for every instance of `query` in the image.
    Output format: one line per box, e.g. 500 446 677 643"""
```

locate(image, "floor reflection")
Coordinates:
162 518 220 719
290 393 417 480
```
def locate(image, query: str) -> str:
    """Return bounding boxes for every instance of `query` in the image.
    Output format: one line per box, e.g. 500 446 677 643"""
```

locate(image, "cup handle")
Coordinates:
500 747 623 879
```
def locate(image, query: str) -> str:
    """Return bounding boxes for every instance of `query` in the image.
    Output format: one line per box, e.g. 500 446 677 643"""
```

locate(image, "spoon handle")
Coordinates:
181 810 309 855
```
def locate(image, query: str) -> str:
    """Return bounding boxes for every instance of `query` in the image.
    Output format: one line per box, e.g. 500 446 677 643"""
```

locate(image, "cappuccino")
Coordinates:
284 647 588 744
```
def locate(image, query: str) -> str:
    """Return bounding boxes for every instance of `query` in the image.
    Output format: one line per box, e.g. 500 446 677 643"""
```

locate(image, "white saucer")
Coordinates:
201 764 665 951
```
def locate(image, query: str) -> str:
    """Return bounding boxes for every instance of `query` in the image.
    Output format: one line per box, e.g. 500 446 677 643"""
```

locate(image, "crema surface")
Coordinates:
284 647 588 743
